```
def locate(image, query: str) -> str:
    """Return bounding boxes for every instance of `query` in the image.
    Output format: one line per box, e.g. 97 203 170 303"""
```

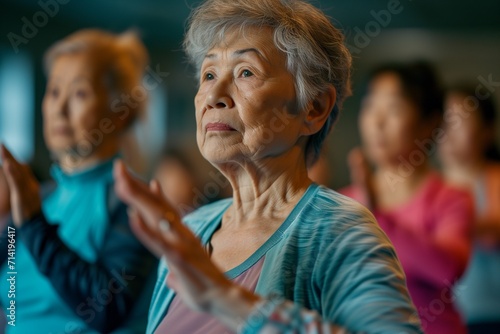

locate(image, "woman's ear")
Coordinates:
302 85 337 136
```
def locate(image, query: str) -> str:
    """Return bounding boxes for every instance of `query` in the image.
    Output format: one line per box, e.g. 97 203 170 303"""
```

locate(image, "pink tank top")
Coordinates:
155 256 265 333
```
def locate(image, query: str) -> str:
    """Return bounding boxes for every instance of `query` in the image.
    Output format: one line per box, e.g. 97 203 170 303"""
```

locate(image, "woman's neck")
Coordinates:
373 159 433 209
218 148 312 228
442 158 486 188
56 141 120 174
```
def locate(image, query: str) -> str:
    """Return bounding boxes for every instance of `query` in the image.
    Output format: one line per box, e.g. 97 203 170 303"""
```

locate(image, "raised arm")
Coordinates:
0 145 157 331
18 199 157 332
114 161 422 334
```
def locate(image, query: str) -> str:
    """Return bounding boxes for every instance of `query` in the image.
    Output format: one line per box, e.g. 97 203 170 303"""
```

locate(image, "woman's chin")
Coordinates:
200 146 240 166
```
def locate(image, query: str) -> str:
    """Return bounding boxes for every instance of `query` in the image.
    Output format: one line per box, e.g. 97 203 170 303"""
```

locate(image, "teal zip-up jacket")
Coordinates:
147 183 423 333
0 158 157 333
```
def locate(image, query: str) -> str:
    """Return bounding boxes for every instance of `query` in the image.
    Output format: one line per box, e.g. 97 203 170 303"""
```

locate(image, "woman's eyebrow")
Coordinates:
233 48 270 64
71 76 92 85
48 77 62 83
205 48 270 64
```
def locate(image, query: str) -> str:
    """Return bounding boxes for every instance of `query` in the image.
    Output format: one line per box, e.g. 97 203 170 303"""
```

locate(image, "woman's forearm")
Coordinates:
237 295 349 334
19 212 156 332
208 285 262 331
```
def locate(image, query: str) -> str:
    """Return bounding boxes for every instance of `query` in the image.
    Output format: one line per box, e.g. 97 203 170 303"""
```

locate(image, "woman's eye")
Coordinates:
241 69 253 78
388 103 403 113
204 72 214 81
50 88 59 98
75 90 88 99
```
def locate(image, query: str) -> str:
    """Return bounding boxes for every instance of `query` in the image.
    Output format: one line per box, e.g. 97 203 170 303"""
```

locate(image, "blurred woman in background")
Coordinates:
341 62 474 334
0 29 156 333
439 86 500 334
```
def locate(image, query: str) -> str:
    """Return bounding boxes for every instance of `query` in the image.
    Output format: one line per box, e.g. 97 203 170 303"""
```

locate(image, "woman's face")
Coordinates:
439 92 485 165
42 53 113 158
194 26 306 166
360 73 425 166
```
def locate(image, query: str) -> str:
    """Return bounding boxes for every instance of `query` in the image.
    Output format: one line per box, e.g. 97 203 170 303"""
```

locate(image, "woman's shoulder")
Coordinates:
425 172 473 208
289 186 399 275
313 185 375 219
295 185 384 240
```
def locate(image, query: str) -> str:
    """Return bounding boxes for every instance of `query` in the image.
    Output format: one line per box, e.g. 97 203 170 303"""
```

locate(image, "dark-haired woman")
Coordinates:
439 87 500 334
341 63 474 334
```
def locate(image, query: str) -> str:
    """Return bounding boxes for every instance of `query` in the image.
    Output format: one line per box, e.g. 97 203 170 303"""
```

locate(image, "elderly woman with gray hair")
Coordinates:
0 30 156 333
114 0 423 333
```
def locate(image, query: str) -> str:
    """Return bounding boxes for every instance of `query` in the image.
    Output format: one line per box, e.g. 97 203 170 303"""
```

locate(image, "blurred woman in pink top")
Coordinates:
341 62 474 334
439 86 500 334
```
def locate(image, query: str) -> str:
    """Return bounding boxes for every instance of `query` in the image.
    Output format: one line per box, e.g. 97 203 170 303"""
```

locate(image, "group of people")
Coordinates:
337 63 500 334
0 0 499 333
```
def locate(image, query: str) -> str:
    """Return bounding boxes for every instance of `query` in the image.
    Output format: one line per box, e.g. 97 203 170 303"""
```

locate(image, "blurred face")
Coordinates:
42 53 116 159
439 92 486 165
360 73 427 165
154 159 197 211
194 26 306 166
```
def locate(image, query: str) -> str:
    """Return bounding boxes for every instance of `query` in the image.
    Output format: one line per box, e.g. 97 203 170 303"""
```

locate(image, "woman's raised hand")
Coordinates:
0 144 41 227
113 160 259 322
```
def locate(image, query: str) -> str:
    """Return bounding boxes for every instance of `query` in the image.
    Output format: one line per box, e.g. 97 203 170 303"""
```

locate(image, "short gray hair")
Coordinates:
184 0 352 165
44 29 149 126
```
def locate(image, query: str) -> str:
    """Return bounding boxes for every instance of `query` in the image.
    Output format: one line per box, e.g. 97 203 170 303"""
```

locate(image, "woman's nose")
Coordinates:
55 97 70 118
206 80 235 110
373 111 387 130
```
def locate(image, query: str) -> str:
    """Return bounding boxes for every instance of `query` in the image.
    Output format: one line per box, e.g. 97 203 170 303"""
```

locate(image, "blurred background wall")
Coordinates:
0 0 499 189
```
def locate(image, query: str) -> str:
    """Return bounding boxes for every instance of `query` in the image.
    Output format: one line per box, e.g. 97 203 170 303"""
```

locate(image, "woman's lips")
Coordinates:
205 122 236 132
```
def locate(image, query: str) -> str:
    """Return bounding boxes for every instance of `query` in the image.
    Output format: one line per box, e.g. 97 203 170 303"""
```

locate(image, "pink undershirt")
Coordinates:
155 256 266 334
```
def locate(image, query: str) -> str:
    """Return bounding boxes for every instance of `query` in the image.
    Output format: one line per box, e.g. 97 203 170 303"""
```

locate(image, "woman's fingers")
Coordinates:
150 180 190 239
0 144 17 164
114 160 151 204
1 145 22 188
149 179 163 197
114 160 167 226
1 144 28 195
165 272 178 291
1 145 39 193
128 208 166 258
114 163 242 316
0 145 41 226
114 160 191 239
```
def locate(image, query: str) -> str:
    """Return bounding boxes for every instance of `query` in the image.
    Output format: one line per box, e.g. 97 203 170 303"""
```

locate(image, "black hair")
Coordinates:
366 61 443 120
